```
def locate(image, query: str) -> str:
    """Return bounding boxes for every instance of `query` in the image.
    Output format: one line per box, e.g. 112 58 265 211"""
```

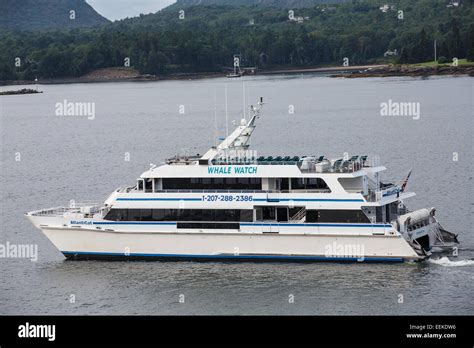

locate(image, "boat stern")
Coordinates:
396 207 458 258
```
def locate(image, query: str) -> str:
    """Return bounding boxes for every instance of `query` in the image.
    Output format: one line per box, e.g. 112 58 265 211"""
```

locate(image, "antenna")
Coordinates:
242 81 246 122
214 87 217 148
225 84 229 139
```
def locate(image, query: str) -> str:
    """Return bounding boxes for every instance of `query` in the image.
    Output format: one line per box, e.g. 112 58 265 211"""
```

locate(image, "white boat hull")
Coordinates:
37 225 420 262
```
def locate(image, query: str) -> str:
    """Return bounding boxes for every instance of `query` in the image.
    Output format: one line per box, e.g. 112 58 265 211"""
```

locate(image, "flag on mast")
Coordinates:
401 169 412 192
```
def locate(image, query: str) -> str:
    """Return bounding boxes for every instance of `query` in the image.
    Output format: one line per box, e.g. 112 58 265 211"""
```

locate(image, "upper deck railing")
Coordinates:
365 185 400 202
125 188 332 194
28 202 101 217
208 155 381 174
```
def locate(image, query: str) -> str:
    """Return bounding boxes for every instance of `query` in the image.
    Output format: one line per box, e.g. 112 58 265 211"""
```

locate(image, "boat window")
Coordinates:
306 210 318 222
250 178 260 185
141 209 152 221
144 179 153 193
104 209 253 222
277 207 288 222
306 210 370 223
128 209 141 221
262 206 276 220
376 207 384 223
240 210 253 222
291 178 330 191
177 222 240 229
104 209 128 221
151 209 177 221
213 178 224 185
161 178 262 190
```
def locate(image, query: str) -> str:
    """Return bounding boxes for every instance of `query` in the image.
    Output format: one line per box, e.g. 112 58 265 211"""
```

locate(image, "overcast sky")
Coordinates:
87 0 176 21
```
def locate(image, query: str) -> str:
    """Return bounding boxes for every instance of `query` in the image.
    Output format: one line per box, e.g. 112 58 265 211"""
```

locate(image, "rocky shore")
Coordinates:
331 65 474 78
0 88 42 95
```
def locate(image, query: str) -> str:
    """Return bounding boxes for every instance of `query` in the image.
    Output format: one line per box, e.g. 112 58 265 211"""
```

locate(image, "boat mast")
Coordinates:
201 97 264 161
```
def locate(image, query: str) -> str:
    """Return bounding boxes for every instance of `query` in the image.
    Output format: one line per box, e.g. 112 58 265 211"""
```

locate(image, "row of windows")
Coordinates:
290 178 330 190
104 209 253 222
104 209 369 224
177 222 240 230
162 178 262 190
306 210 370 223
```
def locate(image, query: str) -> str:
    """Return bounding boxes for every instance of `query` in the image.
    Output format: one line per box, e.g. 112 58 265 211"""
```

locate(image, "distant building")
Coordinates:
289 16 309 23
379 4 396 13
447 0 461 8
242 67 257 75
384 49 399 57
321 7 336 12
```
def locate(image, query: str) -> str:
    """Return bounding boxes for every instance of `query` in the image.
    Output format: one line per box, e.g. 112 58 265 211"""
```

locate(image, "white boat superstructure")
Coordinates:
26 98 458 262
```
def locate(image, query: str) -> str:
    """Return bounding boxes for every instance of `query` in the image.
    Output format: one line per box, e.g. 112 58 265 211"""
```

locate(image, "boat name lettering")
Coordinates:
207 166 257 175
70 220 93 225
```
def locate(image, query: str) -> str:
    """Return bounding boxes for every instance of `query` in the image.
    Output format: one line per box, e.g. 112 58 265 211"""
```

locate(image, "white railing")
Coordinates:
366 186 400 202
29 202 101 217
289 207 306 221
68 201 101 208
29 207 74 217
150 189 331 194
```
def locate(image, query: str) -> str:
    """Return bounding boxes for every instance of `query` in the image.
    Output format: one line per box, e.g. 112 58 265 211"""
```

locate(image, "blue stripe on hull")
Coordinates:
92 221 391 228
116 198 364 202
93 221 176 225
240 223 392 228
62 251 404 263
116 198 201 201
252 198 364 202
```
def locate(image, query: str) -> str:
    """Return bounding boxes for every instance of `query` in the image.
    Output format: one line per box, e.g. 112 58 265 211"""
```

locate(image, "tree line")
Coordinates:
0 0 473 80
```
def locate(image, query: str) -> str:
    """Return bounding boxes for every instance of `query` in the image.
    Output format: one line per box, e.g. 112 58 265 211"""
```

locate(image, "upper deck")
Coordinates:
142 153 384 178
211 154 379 174
130 98 411 206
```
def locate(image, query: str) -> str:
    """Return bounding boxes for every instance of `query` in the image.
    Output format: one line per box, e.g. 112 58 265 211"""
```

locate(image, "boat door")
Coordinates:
259 206 279 233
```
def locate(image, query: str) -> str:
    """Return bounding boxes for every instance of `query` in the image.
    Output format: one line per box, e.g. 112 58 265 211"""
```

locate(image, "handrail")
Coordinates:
148 189 332 194
208 155 380 174
289 207 306 221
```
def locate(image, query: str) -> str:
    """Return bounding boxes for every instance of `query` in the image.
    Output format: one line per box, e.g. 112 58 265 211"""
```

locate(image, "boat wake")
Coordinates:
428 256 474 267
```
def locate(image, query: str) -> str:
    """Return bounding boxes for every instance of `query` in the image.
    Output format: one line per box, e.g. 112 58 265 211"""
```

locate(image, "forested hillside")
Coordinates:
0 0 109 31
169 0 351 8
0 0 472 81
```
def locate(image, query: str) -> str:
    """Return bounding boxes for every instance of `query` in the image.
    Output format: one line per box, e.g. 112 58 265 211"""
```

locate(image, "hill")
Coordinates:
0 0 473 81
0 0 109 31
169 0 351 9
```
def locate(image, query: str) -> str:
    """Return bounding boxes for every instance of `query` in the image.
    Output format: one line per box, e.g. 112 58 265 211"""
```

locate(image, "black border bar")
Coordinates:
0 315 472 346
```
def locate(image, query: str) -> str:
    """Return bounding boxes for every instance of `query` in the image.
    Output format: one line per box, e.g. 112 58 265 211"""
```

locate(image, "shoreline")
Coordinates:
1 64 472 87
0 88 43 96
330 64 474 78
0 65 388 86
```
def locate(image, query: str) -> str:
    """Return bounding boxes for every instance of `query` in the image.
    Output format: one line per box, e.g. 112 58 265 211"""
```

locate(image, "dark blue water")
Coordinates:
0 74 473 314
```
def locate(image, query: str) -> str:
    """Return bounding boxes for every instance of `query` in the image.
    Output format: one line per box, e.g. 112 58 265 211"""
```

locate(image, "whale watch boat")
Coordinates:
26 98 458 262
